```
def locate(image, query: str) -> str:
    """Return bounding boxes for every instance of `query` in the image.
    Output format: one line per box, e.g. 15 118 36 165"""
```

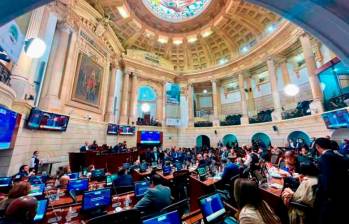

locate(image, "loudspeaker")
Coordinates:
272 125 278 132
214 130 217 135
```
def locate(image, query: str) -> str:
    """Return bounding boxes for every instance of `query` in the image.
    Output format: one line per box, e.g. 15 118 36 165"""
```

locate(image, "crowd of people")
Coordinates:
0 136 348 224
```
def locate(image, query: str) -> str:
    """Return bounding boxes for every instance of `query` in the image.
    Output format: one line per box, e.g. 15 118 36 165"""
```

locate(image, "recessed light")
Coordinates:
117 5 130 18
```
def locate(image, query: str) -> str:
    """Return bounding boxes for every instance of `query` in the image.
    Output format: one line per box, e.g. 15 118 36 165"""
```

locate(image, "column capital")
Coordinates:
57 20 73 33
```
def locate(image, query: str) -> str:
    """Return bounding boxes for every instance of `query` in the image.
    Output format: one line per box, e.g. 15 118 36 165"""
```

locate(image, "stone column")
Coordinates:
280 60 290 86
129 73 138 124
238 73 249 124
162 81 167 126
40 21 71 111
211 80 220 126
300 33 324 114
105 63 118 123
246 77 256 116
119 71 130 124
267 57 282 121
188 83 194 127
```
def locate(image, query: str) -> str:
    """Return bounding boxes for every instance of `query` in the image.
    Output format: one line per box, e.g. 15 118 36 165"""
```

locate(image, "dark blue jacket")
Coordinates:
221 162 240 183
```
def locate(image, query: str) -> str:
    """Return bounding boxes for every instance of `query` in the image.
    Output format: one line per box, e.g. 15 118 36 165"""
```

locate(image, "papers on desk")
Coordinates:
270 183 283 189
267 166 289 178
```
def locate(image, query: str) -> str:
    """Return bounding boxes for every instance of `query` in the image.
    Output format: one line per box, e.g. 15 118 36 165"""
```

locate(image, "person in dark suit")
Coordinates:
113 168 134 187
134 174 171 215
221 154 240 184
80 141 89 152
314 137 349 224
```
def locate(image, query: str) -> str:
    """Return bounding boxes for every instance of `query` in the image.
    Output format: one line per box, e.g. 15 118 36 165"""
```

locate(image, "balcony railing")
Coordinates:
0 63 11 86
220 114 242 126
282 100 312 120
324 94 349 111
249 109 273 124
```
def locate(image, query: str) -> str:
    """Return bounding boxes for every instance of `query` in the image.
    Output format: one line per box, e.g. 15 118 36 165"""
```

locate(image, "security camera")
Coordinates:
86 115 92 120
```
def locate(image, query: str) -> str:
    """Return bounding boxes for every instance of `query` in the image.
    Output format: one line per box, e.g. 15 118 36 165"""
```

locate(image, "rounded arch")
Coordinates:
287 131 311 146
137 85 157 101
331 128 349 143
251 132 271 147
196 135 211 149
222 134 238 148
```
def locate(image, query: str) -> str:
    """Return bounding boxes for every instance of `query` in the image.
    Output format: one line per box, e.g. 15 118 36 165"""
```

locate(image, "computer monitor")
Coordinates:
198 167 207 180
123 163 130 170
29 175 48 185
106 174 118 186
162 165 172 176
142 210 181 224
175 162 183 171
140 162 148 173
67 178 89 193
81 188 112 212
33 199 48 222
0 177 12 187
68 172 79 180
199 193 226 223
91 169 105 180
28 184 45 197
134 181 150 198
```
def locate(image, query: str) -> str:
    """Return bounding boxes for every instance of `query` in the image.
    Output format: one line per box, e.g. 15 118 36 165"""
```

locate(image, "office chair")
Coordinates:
160 199 190 218
172 170 190 201
85 209 140 224
114 185 134 194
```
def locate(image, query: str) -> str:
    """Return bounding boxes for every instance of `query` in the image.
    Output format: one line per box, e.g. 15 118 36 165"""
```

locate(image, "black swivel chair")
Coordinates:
85 209 140 224
114 185 134 194
172 170 190 201
160 199 190 219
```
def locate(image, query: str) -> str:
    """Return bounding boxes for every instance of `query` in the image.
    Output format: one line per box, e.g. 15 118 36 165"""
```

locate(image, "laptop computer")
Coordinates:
106 174 118 187
33 199 48 223
142 210 181 224
198 166 208 181
91 169 106 181
29 175 48 185
199 193 238 224
0 177 12 187
28 183 45 197
162 165 172 176
67 178 89 194
134 181 150 199
67 172 80 180
81 188 112 217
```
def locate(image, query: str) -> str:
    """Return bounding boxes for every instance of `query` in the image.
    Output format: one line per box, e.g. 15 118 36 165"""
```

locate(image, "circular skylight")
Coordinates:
143 0 212 23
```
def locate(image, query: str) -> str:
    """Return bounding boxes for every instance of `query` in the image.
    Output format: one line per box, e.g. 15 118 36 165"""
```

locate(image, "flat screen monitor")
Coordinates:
142 210 181 224
175 162 183 171
0 105 21 150
33 199 48 222
106 174 117 186
28 184 45 197
107 123 119 135
0 177 12 187
118 125 135 135
322 109 349 129
29 175 48 185
26 108 69 131
91 169 105 179
198 167 207 178
140 162 148 172
67 178 89 193
134 181 150 198
199 193 226 223
140 131 161 144
68 172 80 180
162 165 172 175
82 188 112 211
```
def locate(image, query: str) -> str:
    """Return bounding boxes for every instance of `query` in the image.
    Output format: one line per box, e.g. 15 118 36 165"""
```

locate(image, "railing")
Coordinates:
194 121 213 127
0 63 11 86
249 109 273 124
282 100 312 120
136 118 162 127
324 94 349 111
220 114 242 126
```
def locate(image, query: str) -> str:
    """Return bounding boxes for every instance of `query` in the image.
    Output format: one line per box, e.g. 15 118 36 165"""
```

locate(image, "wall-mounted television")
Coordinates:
0 105 21 150
140 131 161 144
26 108 69 131
322 109 349 129
107 123 119 135
118 125 135 135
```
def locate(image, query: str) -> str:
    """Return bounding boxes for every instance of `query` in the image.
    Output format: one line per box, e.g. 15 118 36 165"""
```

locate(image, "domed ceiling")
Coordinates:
88 0 281 71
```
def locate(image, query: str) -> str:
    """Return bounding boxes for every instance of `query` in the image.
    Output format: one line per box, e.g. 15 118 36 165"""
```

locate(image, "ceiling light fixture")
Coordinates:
187 35 198 43
203 89 208 94
117 5 130 18
201 28 212 38
284 84 300 96
173 38 183 45
141 103 151 113
24 38 46 58
241 46 249 54
158 36 168 44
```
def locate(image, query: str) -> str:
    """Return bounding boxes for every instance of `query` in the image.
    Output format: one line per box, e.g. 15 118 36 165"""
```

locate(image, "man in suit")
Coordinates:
113 168 134 187
314 137 349 224
221 153 240 184
80 141 89 152
135 174 171 215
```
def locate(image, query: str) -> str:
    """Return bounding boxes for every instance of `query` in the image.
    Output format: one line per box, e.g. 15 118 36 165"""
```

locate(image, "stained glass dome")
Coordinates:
142 0 212 23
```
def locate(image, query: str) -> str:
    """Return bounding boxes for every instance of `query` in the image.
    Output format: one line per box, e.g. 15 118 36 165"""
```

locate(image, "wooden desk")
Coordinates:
189 175 220 211
132 168 153 181
69 151 138 173
156 171 174 182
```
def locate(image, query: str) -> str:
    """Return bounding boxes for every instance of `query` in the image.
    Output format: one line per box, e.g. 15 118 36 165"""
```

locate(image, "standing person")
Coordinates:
80 141 89 152
314 137 349 224
339 138 349 156
30 151 40 174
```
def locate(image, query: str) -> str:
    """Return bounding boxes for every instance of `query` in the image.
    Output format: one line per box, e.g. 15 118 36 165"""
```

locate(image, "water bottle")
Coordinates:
56 189 60 201
124 195 130 208
66 206 73 222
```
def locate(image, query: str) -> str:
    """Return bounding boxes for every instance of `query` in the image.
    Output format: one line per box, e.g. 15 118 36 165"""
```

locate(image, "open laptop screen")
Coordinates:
134 181 150 198
33 199 48 222
67 178 89 192
28 184 45 197
0 177 12 187
82 188 112 211
199 193 226 223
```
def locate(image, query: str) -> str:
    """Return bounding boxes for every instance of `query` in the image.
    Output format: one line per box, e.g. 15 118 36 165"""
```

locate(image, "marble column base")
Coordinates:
309 99 324 114
240 116 249 125
39 95 62 112
104 112 116 124
119 115 129 125
213 119 220 127
271 111 282 121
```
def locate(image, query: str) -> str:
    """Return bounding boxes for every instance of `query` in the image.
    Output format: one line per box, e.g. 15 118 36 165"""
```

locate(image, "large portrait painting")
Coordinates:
72 53 103 107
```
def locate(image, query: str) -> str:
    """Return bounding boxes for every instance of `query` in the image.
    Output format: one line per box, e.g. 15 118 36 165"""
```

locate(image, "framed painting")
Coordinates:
72 53 103 108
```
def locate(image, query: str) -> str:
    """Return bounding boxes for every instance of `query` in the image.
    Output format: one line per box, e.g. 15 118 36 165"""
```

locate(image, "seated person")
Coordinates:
279 150 299 175
113 168 134 187
0 196 37 224
281 163 318 224
89 140 98 151
196 154 208 168
221 154 240 184
57 175 70 189
134 174 171 215
13 165 34 180
234 178 281 224
297 146 312 165
80 141 90 152
0 181 31 215
86 164 95 178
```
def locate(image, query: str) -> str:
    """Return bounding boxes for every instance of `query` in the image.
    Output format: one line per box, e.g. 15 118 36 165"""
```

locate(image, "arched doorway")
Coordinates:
222 134 238 148
331 128 349 143
287 131 311 146
251 133 271 147
137 86 157 125
196 135 210 149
